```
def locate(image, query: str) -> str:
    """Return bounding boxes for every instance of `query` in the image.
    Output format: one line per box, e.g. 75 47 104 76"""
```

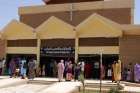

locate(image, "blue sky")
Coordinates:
0 0 140 29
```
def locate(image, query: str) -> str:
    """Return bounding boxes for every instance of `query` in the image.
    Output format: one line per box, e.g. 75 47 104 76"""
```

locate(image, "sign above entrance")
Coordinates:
41 47 75 55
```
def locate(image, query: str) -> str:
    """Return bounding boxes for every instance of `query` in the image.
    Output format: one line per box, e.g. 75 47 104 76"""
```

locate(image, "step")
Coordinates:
85 83 124 89
85 88 140 93
121 81 140 87
85 86 140 93
27 80 56 85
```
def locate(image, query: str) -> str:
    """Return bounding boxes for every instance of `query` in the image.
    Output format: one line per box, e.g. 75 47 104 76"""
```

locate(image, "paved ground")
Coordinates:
0 77 82 93
0 76 140 93
0 76 10 79
124 86 140 93
0 84 49 93
0 78 27 88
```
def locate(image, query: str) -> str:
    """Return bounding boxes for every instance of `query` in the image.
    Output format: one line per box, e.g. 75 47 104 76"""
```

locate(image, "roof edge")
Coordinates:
19 0 133 15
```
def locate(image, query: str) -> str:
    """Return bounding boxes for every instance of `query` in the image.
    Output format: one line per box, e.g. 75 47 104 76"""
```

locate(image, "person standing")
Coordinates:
28 59 36 80
9 58 16 78
112 61 117 82
20 58 27 79
126 69 131 81
81 61 85 76
2 58 6 75
128 63 133 82
57 59 65 82
117 60 121 82
101 64 105 79
122 67 127 81
134 63 140 82
33 59 37 77
66 61 73 81
74 63 81 81
0 59 3 75
53 60 57 77
93 61 99 79
113 60 121 83
107 65 112 80
64 60 69 79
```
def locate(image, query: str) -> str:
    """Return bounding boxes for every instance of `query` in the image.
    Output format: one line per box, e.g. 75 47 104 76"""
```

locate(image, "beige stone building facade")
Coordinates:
0 0 140 79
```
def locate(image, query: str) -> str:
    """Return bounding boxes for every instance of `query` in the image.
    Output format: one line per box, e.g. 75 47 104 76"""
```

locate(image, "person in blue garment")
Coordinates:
20 57 27 79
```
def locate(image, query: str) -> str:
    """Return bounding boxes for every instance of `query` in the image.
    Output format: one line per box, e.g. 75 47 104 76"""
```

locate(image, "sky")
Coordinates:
0 0 140 29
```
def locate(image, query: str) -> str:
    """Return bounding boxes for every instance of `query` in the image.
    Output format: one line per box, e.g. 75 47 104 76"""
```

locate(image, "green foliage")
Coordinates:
108 88 121 93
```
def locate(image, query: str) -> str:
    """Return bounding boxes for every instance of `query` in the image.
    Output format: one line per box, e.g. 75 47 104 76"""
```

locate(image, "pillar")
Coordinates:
75 36 79 63
3 39 7 59
37 39 41 67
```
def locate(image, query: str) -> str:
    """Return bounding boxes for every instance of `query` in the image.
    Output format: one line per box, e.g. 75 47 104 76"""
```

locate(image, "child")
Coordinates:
126 69 131 81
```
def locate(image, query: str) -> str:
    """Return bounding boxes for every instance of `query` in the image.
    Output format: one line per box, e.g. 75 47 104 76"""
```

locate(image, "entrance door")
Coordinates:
102 54 119 80
79 54 119 79
40 56 74 77
79 54 100 79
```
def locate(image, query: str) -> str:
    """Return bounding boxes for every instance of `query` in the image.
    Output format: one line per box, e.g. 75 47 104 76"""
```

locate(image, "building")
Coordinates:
0 0 140 79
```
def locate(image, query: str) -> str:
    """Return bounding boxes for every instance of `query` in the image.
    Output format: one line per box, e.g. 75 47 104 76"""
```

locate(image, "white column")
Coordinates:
37 39 41 67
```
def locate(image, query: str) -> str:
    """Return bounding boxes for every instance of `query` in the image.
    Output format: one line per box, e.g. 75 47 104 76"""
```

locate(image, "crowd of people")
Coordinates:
122 63 140 83
0 57 36 80
0 57 84 81
57 59 84 82
0 57 140 83
8 57 36 79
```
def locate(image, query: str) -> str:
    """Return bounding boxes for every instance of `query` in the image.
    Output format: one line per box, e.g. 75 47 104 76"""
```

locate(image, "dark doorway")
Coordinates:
79 54 119 79
40 56 74 77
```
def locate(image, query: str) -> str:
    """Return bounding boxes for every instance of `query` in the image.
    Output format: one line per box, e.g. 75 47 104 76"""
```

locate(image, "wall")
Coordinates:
7 39 37 47
41 39 75 47
120 35 140 68
0 40 6 59
45 0 103 4
20 8 131 28
79 38 119 46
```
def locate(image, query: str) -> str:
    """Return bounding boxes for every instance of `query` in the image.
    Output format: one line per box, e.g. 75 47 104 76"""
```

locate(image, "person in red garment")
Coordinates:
9 58 16 78
66 61 73 81
85 63 92 78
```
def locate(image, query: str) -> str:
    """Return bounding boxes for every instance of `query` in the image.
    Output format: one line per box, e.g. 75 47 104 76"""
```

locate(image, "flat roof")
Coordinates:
121 24 140 35
19 0 134 15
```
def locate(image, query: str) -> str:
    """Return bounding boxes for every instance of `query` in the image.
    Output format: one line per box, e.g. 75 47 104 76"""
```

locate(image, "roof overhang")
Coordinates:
2 20 36 40
76 13 122 38
36 16 75 39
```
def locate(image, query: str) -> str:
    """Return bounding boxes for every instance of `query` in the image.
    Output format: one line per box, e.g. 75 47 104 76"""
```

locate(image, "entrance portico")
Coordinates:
2 20 37 66
76 13 122 79
36 16 75 77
